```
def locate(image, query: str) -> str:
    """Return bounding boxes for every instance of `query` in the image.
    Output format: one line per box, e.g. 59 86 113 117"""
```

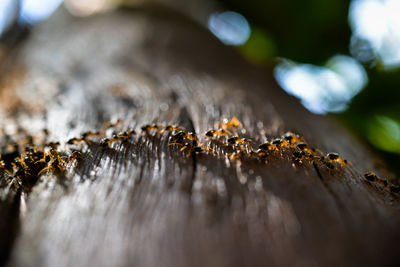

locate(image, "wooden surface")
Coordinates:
0 5 399 267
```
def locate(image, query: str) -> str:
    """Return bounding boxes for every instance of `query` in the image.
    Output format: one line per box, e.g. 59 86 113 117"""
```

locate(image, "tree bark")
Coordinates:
0 5 399 267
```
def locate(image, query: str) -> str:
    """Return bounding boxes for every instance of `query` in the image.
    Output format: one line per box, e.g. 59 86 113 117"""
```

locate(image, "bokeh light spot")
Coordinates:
240 28 276 64
350 0 400 69
275 55 367 114
19 0 63 24
367 116 400 153
0 0 18 36
208 11 251 46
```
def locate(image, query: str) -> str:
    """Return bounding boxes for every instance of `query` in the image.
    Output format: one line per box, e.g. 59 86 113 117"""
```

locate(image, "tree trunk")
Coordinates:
0 5 399 267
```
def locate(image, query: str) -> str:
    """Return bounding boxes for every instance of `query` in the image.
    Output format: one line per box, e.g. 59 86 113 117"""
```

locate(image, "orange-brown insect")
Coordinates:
296 142 321 157
161 125 184 133
141 124 161 134
104 119 123 129
227 136 252 146
250 149 268 159
258 142 278 151
282 132 305 144
216 116 242 134
0 154 6 170
38 149 67 175
170 140 213 157
325 152 347 166
100 138 111 147
82 131 101 139
204 129 228 138
67 137 83 145
46 142 60 149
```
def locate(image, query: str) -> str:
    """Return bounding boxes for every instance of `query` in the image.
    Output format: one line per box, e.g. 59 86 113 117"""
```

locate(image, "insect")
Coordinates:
227 136 251 146
296 142 307 150
81 131 101 139
67 137 83 145
168 130 212 156
104 119 123 129
325 152 347 166
170 131 186 144
141 124 160 134
0 154 8 172
46 142 60 149
116 130 136 139
215 116 242 134
364 172 378 182
295 142 321 157
67 151 84 166
186 132 198 142
271 138 283 147
258 142 278 151
162 125 183 133
204 129 228 138
292 150 315 163
169 140 212 157
106 130 137 144
38 149 67 175
250 149 268 159
100 138 111 147
282 132 305 144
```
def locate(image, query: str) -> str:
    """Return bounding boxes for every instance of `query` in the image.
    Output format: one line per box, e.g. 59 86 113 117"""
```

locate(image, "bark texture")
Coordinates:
0 5 399 267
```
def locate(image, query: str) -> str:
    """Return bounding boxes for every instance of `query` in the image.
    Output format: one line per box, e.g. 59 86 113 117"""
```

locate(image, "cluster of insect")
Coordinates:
364 171 400 194
0 134 82 190
0 116 398 194
167 117 348 169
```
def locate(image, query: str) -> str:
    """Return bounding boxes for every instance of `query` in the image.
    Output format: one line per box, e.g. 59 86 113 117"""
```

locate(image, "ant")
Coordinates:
227 136 252 146
0 154 9 173
296 142 321 157
215 116 242 134
161 125 184 133
116 130 136 138
45 142 60 149
169 131 213 157
204 129 228 138
104 119 123 129
170 131 186 144
249 149 268 160
107 130 137 144
258 142 278 151
81 131 101 139
271 138 283 147
363 171 399 193
292 150 315 163
281 132 305 144
364 171 377 182
141 124 161 134
169 131 194 145
38 149 67 175
67 137 84 145
100 138 111 147
324 152 347 166
185 132 198 142
169 140 213 157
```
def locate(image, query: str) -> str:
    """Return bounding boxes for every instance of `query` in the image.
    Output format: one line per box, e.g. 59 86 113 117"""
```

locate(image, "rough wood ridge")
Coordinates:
0 5 399 267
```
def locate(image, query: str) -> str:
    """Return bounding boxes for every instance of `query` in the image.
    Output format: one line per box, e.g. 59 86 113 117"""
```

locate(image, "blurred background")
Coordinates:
0 0 399 176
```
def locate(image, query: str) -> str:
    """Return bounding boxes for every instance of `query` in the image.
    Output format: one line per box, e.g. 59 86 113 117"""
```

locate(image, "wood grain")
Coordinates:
0 5 399 267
